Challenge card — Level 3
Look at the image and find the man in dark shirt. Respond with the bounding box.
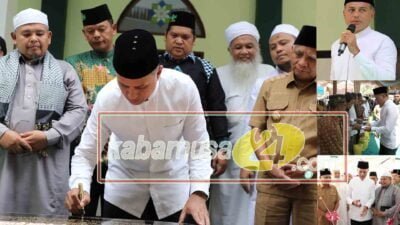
[159,11,229,176]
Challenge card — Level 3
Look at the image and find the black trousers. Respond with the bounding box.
[379,144,397,155]
[351,219,372,225]
[103,199,196,224]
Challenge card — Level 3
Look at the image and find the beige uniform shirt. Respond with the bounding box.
[249,72,317,198]
[318,185,340,225]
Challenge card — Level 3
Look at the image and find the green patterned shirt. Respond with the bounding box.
[65,50,116,108]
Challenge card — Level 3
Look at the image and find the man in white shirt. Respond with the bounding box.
[330,0,397,80]
[364,86,399,155]
[209,21,275,225]
[268,24,299,76]
[347,161,375,225]
[65,29,212,224]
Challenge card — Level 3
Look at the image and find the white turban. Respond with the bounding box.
[13,8,48,30]
[270,24,299,38]
[381,171,392,178]
[225,21,260,46]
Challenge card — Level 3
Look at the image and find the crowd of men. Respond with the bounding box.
[319,161,400,225]
[319,88,400,156]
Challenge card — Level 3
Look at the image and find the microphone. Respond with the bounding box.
[338,24,356,56]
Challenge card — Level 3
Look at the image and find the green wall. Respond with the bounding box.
[283,0,316,27]
[16,0,41,12]
[317,0,346,50]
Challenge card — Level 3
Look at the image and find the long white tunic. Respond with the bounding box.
[347,176,376,222]
[334,182,349,225]
[330,27,397,80]
[209,63,275,225]
[69,68,213,219]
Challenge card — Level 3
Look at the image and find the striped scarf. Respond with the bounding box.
[0,50,66,116]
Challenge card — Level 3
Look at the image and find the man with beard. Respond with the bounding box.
[371,171,400,225]
[268,24,299,75]
[209,21,275,225]
[250,25,317,225]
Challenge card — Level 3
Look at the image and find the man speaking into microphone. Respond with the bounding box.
[330,0,397,80]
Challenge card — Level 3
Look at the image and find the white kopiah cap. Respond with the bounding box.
[225,21,260,46]
[270,24,299,38]
[381,171,392,178]
[13,8,48,30]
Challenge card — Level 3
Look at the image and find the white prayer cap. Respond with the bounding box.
[381,171,392,178]
[270,24,299,39]
[225,21,260,46]
[13,8,48,30]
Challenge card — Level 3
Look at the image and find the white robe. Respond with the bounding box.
[209,63,276,225]
[347,177,375,222]
[334,182,349,225]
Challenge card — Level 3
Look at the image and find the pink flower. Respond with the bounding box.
[325,211,340,222]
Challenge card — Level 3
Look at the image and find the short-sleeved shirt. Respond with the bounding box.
[249,72,317,198]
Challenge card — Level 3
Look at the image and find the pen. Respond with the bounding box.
[78,183,85,220]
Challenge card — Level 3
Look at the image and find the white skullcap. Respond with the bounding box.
[270,24,299,38]
[225,21,260,46]
[13,8,48,30]
[381,171,392,178]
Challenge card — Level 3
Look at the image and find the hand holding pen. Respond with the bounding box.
[64,182,91,215]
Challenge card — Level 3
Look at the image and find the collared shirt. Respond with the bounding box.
[69,68,212,219]
[330,26,397,80]
[347,177,375,222]
[275,66,287,75]
[65,50,115,107]
[209,63,275,225]
[318,185,340,225]
[249,72,317,198]
[371,100,399,149]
